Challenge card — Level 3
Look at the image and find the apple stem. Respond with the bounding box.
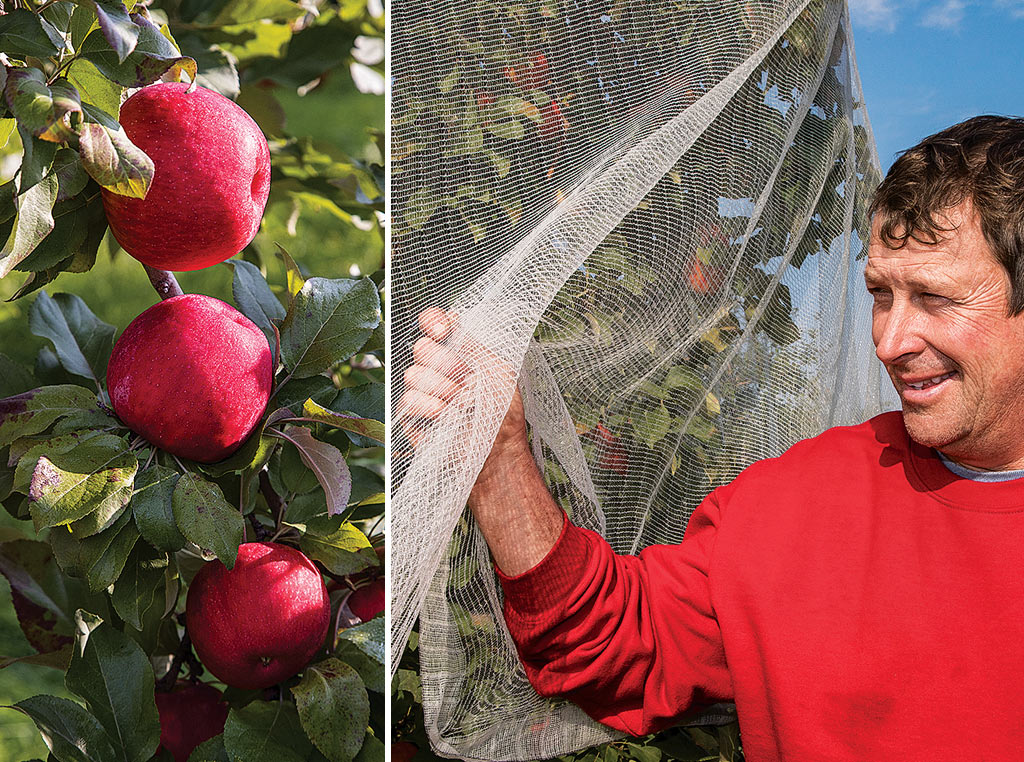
[247,512,271,542]
[157,619,195,692]
[259,470,285,528]
[143,265,184,300]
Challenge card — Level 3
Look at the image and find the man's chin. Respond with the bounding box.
[900,406,961,450]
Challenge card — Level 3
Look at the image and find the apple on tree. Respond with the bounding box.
[101,82,272,272]
[106,293,273,463]
[155,681,229,762]
[185,542,331,690]
[347,578,385,622]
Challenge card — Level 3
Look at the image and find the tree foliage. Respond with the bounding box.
[0,1,385,760]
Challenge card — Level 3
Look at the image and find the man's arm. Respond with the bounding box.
[399,307,562,575]
[400,308,733,734]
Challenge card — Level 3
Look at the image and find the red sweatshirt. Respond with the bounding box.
[499,412,1024,761]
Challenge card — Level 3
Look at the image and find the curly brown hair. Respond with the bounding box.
[869,115,1024,313]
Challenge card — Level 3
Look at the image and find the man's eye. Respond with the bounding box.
[922,292,950,304]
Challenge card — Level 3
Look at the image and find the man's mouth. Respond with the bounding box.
[903,371,957,391]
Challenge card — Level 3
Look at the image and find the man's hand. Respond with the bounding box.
[399,307,565,575]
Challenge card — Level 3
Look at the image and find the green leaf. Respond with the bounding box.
[632,404,671,449]
[13,430,116,492]
[65,610,161,762]
[7,695,118,762]
[80,14,197,88]
[66,59,123,118]
[188,734,229,762]
[91,0,140,63]
[131,465,185,552]
[25,434,136,535]
[270,429,322,495]
[223,701,314,762]
[49,503,139,591]
[0,118,15,149]
[302,400,384,444]
[0,537,89,654]
[283,487,327,523]
[4,70,82,143]
[0,9,62,58]
[279,277,381,378]
[229,259,285,355]
[353,733,384,762]
[487,119,525,141]
[16,193,98,274]
[171,472,243,569]
[0,354,35,397]
[0,164,58,278]
[273,426,351,516]
[69,2,100,52]
[292,658,369,762]
[54,148,91,202]
[623,744,661,762]
[0,385,98,447]
[51,405,122,436]
[110,541,166,630]
[209,0,305,26]
[276,244,305,298]
[28,292,117,388]
[17,124,58,191]
[177,35,240,99]
[245,16,353,89]
[295,516,374,576]
[79,104,155,200]
[273,376,337,415]
[334,618,384,693]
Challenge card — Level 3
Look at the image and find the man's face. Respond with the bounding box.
[865,203,1024,469]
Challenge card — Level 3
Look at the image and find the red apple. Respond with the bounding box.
[538,100,568,140]
[106,294,273,463]
[347,578,384,622]
[523,52,550,90]
[102,82,271,271]
[155,681,228,762]
[686,257,724,294]
[392,741,418,762]
[586,423,628,475]
[185,542,330,690]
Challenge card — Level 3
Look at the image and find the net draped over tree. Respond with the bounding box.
[392,0,894,758]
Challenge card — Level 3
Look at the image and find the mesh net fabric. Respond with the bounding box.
[392,0,896,758]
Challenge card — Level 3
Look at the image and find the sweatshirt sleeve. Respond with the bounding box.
[497,491,732,736]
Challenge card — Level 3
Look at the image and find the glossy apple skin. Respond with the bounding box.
[102,82,271,271]
[106,294,272,463]
[155,681,228,762]
[186,542,330,690]
[347,578,384,622]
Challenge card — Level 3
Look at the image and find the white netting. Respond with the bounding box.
[391,1,895,758]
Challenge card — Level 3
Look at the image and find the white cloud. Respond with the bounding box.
[920,0,968,28]
[849,0,900,32]
[995,0,1024,17]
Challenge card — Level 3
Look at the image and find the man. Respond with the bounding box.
[400,115,1024,760]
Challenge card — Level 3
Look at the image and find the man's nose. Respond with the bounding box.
[873,301,928,366]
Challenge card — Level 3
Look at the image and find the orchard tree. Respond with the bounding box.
[0,1,386,761]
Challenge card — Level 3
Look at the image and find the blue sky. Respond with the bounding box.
[849,0,1024,172]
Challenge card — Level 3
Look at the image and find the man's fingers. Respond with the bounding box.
[398,389,448,422]
[404,364,465,402]
[412,336,471,380]
[419,307,457,342]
